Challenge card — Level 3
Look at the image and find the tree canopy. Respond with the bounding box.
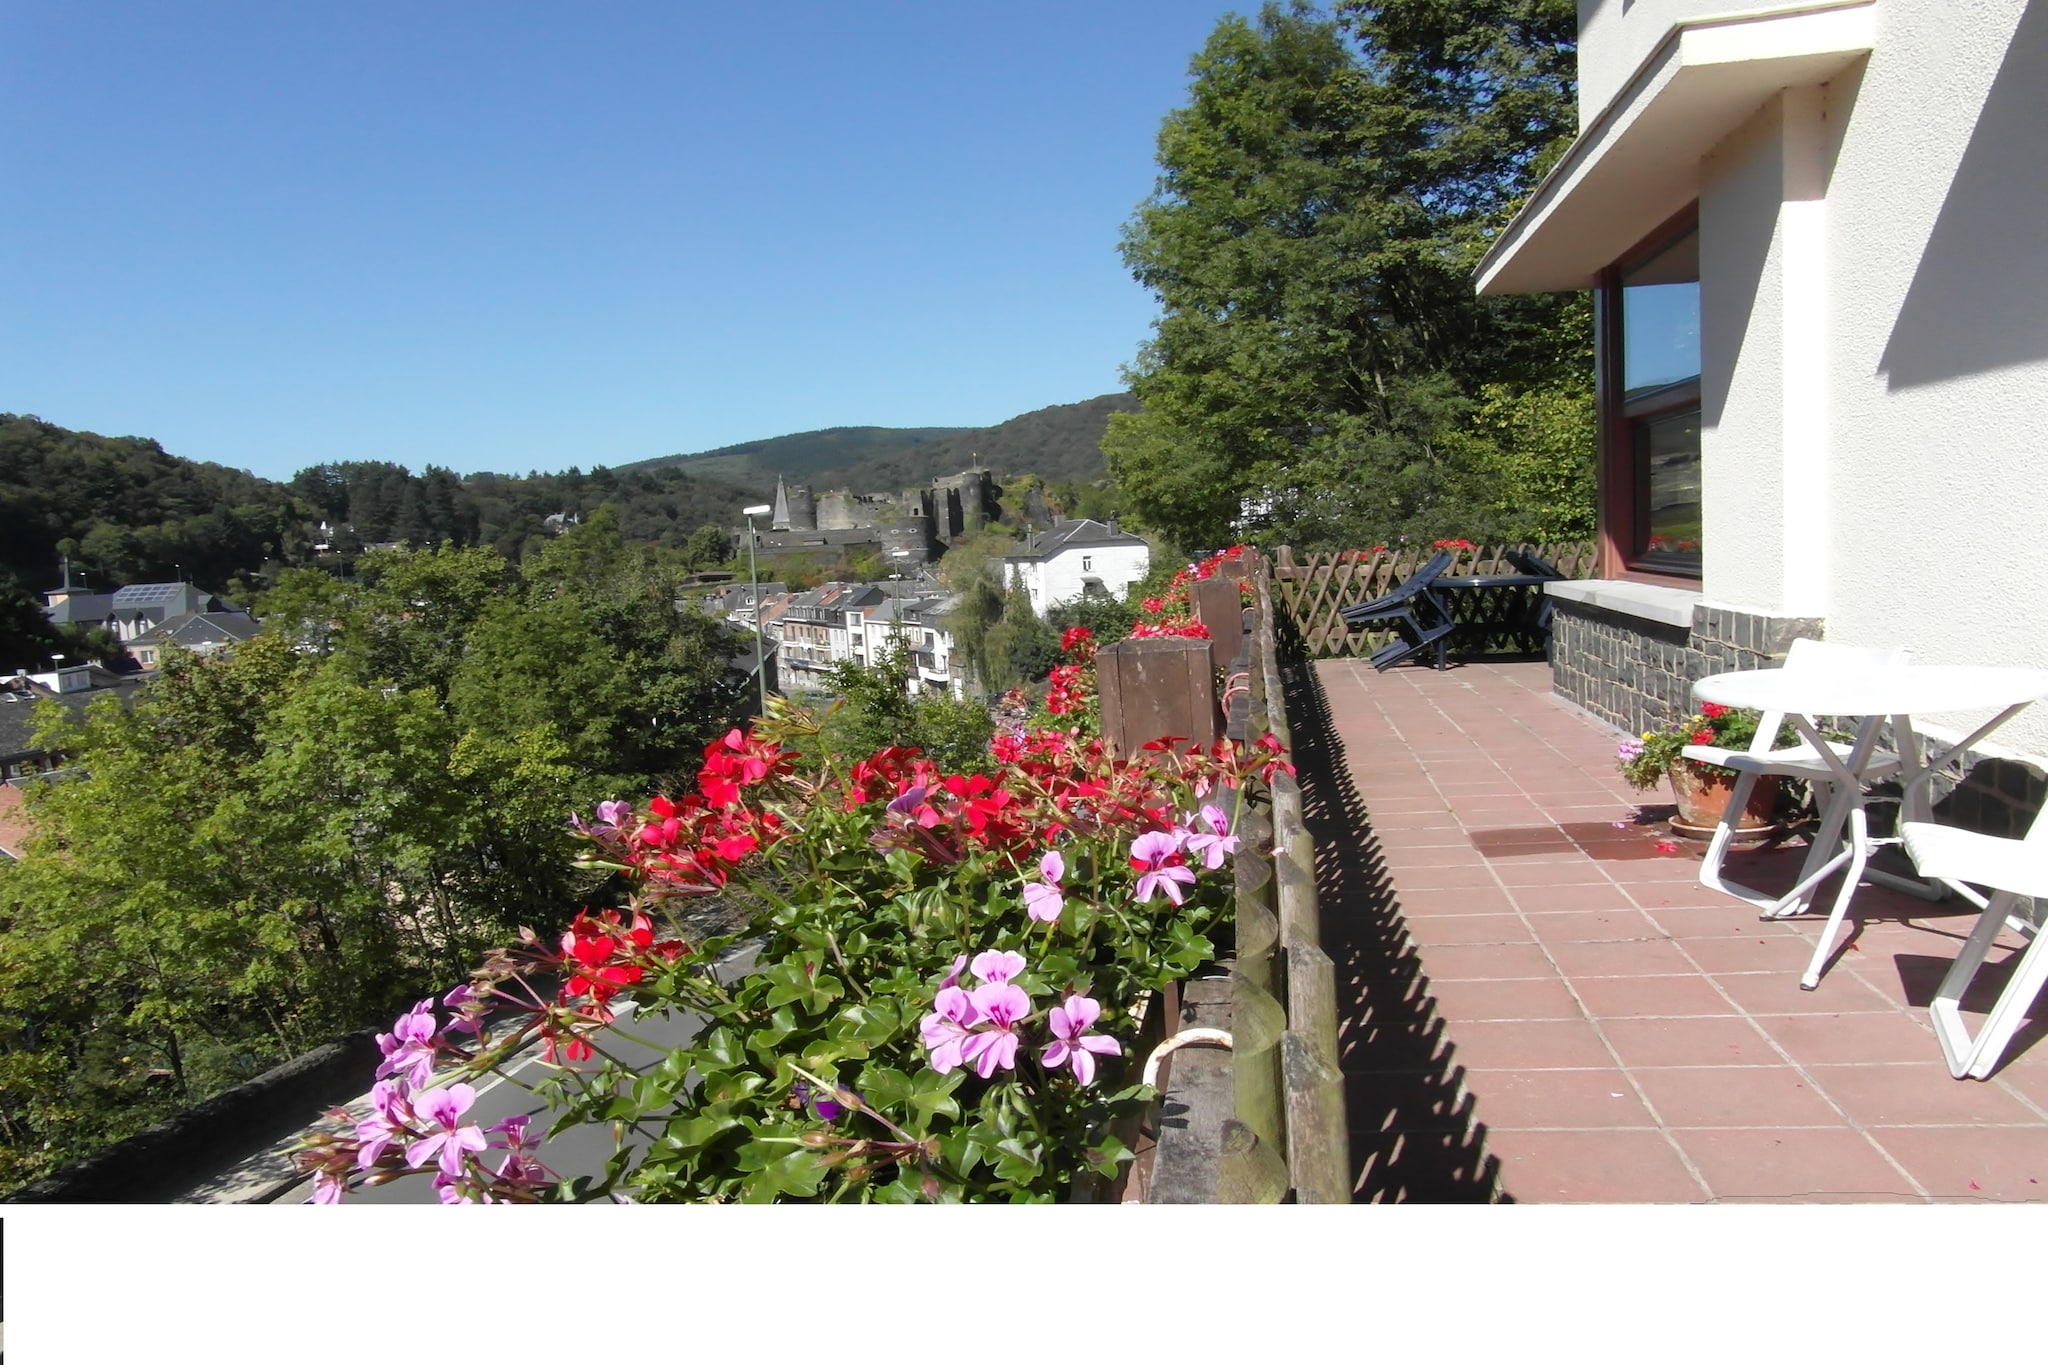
[1105,1,1592,552]
[0,516,751,1188]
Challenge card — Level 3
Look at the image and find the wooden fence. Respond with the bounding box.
[1214,552,1350,1202]
[1271,542,1597,660]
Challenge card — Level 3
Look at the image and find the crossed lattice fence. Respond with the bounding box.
[1271,542,1598,661]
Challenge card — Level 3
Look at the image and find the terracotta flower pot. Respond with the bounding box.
[1667,760,1778,830]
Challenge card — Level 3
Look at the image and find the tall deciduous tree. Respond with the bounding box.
[1107,1,1589,552]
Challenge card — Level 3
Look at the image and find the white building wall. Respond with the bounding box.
[1576,0,1822,120]
[1030,544,1150,617]
[1616,0,2048,754]
[1824,0,2048,754]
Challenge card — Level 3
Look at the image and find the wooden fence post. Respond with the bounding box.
[1191,576,1243,675]
[1096,636,1219,758]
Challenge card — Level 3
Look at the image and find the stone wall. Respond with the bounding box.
[1551,598,1822,736]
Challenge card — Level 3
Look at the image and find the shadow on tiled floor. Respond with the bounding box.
[1284,652,1504,1202]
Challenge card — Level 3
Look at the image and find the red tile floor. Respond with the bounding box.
[1305,658,2048,1203]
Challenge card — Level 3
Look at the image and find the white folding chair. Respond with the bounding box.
[1688,640,1917,989]
[1901,813,2048,1078]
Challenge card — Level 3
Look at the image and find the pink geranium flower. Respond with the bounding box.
[961,979,1032,1078]
[355,1078,415,1171]
[970,949,1026,985]
[1022,849,1065,924]
[1042,994,1122,1086]
[374,998,442,1090]
[406,1083,489,1180]
[1180,805,1239,871]
[919,984,981,1075]
[1130,830,1197,906]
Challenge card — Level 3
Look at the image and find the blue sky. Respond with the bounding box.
[1,1,1253,482]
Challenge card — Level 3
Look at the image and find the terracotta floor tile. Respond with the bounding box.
[1393,887,1516,917]
[1431,780,1524,796]
[1805,1063,2047,1127]
[1977,1050,2048,1105]
[1866,1126,2048,1201]
[1484,1129,1707,1203]
[1708,969,1894,1015]
[1672,1128,1926,1203]
[1508,881,1638,913]
[1526,909,1664,944]
[1600,1014,1776,1069]
[1392,863,1506,890]
[1627,882,1757,913]
[1380,844,1487,869]
[1546,937,1698,978]
[1366,825,1472,849]
[1637,905,1782,941]
[1750,1010,1947,1066]
[1424,975,1586,1023]
[1401,913,1534,947]
[1453,794,1554,814]
[1472,848,1598,866]
[1603,857,1712,884]
[1412,942,1559,981]
[1678,933,1832,977]
[1437,1018,1616,1070]
[1459,1068,1656,1129]
[1630,1066,1844,1127]
[1491,860,1614,888]
[1571,974,1738,1019]
[1366,807,1461,827]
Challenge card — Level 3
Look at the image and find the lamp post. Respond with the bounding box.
[743,504,772,717]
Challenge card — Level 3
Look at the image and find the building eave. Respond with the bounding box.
[1474,1,1876,296]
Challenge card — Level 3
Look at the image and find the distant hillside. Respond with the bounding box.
[621,426,971,491]
[0,413,309,591]
[630,392,1138,496]
[0,391,1137,601]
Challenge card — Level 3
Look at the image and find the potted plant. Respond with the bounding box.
[1617,703,1791,833]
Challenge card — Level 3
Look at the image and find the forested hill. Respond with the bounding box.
[0,391,1136,602]
[0,412,765,594]
[0,413,306,591]
[625,392,1137,493]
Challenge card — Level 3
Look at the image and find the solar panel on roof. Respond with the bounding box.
[113,583,182,606]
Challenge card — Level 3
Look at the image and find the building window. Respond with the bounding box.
[1599,214,1701,579]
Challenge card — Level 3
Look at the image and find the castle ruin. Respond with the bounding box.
[744,466,1000,567]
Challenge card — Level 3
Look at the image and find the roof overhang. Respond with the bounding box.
[1475,2,1875,295]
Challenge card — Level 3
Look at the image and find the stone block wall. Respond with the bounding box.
[1551,598,1823,737]
[1551,595,2044,840]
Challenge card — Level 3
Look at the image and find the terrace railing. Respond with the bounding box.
[1218,552,1351,1202]
[1272,542,1595,660]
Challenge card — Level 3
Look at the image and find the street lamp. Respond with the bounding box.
[743,504,772,717]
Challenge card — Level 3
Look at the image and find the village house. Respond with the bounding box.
[1002,518,1151,619]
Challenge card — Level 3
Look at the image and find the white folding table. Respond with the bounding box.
[1692,664,2048,990]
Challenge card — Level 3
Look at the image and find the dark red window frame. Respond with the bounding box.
[1594,205,1702,585]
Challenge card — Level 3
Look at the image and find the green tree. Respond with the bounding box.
[816,640,994,773]
[944,575,1007,695]
[1108,2,1588,553]
[980,573,1062,691]
[680,523,733,570]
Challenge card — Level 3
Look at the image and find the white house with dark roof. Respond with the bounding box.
[1003,519,1151,619]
